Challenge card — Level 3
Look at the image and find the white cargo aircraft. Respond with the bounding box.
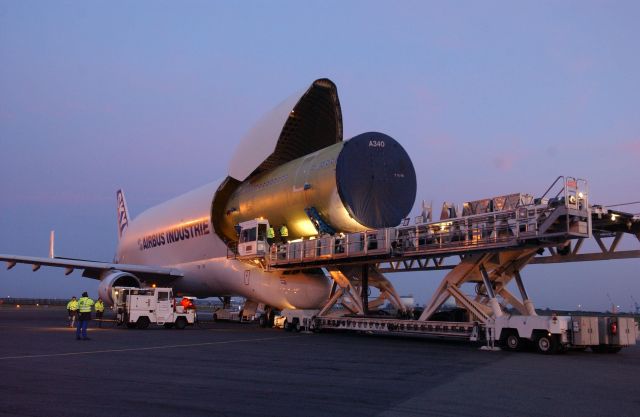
[1,79,417,314]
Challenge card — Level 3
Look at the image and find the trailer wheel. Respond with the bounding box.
[212,313,218,322]
[163,323,174,329]
[126,322,136,329]
[136,316,150,330]
[606,346,622,354]
[536,334,557,354]
[294,319,302,333]
[175,317,187,330]
[283,319,291,332]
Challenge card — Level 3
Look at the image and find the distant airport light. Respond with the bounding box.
[611,213,617,221]
[578,192,584,199]
[16,304,20,308]
[152,283,157,288]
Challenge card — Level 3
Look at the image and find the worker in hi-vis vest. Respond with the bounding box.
[94,298,105,328]
[76,292,94,340]
[279,225,288,243]
[66,296,78,328]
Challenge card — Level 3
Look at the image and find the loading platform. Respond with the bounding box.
[229,176,640,347]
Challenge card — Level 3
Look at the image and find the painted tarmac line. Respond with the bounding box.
[0,335,301,360]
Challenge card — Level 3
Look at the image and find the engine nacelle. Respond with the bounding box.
[97,270,140,305]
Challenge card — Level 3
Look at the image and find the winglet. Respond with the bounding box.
[116,189,130,240]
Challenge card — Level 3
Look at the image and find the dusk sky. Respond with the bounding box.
[1,1,639,311]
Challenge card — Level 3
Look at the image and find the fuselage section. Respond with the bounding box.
[115,181,330,309]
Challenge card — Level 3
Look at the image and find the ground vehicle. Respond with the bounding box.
[277,308,637,354]
[494,314,637,353]
[212,307,241,322]
[113,286,196,329]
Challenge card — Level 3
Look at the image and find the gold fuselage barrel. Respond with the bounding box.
[222,141,357,240]
[220,132,417,241]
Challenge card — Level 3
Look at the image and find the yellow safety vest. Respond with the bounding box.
[67,300,78,311]
[95,301,104,312]
[280,225,288,237]
[267,227,275,239]
[78,297,94,313]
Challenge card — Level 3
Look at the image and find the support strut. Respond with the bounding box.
[361,264,369,314]
[479,264,503,318]
[514,270,537,315]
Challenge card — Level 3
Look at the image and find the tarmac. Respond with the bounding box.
[1,306,639,417]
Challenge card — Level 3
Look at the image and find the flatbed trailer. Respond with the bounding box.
[277,309,637,354]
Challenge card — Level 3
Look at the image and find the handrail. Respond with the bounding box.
[540,175,564,201]
[267,202,590,267]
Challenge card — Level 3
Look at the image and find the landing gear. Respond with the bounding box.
[259,307,276,328]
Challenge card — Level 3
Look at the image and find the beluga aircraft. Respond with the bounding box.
[1,79,417,318]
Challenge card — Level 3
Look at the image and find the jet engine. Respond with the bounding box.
[97,270,140,305]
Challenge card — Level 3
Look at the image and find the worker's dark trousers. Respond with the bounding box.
[76,319,89,339]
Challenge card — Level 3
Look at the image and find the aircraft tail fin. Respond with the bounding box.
[116,189,131,240]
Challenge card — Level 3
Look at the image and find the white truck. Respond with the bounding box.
[113,287,196,329]
[494,314,637,354]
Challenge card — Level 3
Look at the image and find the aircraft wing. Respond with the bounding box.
[0,254,184,282]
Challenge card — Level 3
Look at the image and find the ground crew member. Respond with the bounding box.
[94,298,105,328]
[76,291,94,340]
[279,225,288,243]
[66,296,78,328]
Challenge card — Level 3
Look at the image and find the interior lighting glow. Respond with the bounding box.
[294,219,319,236]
